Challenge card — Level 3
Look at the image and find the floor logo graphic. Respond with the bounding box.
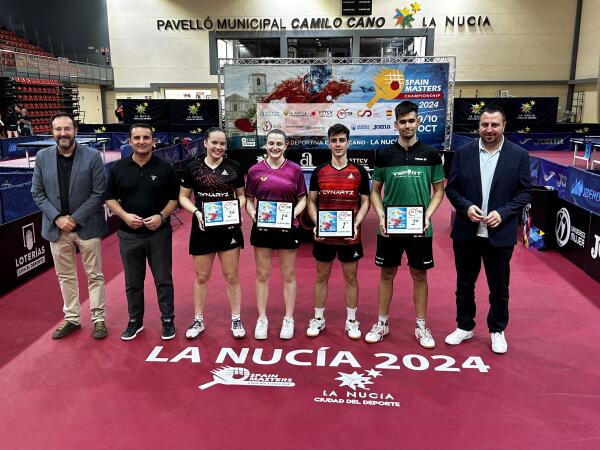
[315,368,400,408]
[199,366,295,390]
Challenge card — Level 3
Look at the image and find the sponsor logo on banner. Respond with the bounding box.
[555,208,570,248]
[555,207,586,248]
[570,178,600,203]
[103,204,115,222]
[351,124,369,131]
[15,223,46,277]
[336,108,352,119]
[571,179,584,197]
[241,137,256,148]
[517,100,537,120]
[259,111,280,117]
[468,101,485,121]
[186,102,205,121]
[300,152,314,168]
[592,234,600,259]
[134,102,152,121]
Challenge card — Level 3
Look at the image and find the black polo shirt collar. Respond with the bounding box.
[395,139,421,152]
[126,153,160,167]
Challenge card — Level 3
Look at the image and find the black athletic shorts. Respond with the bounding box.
[250,224,300,250]
[375,235,434,270]
[189,226,244,255]
[312,241,363,263]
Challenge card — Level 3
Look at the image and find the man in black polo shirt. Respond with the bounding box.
[105,123,180,341]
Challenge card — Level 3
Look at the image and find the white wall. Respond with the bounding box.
[576,0,600,80]
[106,0,576,88]
[578,83,599,123]
[575,0,600,123]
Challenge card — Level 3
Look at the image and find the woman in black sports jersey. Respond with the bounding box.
[179,127,247,339]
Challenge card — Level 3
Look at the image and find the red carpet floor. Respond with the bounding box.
[0,198,598,450]
[529,150,574,165]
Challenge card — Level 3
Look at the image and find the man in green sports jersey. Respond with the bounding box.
[365,100,445,348]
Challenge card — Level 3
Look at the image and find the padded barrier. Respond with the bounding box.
[0,136,39,159]
[0,173,34,188]
[0,182,38,224]
[0,139,202,224]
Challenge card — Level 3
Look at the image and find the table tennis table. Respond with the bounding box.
[16,136,110,168]
[571,136,600,169]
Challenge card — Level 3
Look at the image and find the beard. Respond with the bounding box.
[56,136,75,151]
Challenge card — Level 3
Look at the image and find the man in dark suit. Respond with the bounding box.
[32,113,108,339]
[445,106,531,354]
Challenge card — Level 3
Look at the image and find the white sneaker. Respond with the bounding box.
[345,319,361,340]
[254,317,268,340]
[415,326,435,349]
[280,317,294,339]
[445,328,474,345]
[185,317,205,339]
[306,317,325,337]
[231,318,246,339]
[490,331,508,354]
[364,321,389,343]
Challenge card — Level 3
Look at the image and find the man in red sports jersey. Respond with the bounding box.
[305,124,371,340]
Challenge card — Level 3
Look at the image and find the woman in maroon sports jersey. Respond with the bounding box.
[179,127,247,340]
[245,129,307,340]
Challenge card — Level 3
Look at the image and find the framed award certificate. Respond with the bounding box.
[256,200,293,229]
[385,206,424,235]
[317,210,354,238]
[202,199,241,227]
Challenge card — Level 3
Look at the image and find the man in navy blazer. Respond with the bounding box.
[445,106,531,354]
[31,113,108,340]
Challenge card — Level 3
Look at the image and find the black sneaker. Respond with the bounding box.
[52,321,81,339]
[162,318,176,340]
[92,321,108,339]
[121,319,144,341]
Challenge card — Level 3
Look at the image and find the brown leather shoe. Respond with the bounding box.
[92,321,108,339]
[52,321,81,339]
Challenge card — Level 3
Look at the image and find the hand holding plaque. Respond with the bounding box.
[385,206,424,235]
[317,210,354,238]
[202,199,241,228]
[256,200,293,229]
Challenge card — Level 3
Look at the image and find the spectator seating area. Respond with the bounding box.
[0,27,54,63]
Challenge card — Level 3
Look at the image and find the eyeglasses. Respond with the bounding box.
[53,127,74,133]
